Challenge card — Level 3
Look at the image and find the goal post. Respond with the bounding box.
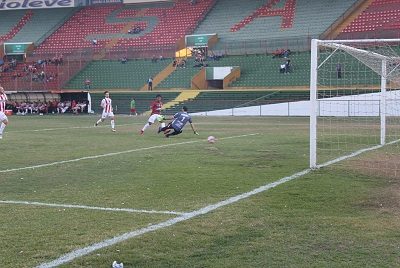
[310,38,400,170]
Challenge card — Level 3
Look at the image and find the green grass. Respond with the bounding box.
[0,115,399,267]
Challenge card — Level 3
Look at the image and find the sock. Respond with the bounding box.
[111,120,115,129]
[0,122,6,135]
[161,122,166,128]
[96,119,102,125]
[142,123,150,132]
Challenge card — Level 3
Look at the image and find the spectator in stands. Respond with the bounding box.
[172,58,177,67]
[148,77,153,91]
[46,72,57,83]
[279,60,290,74]
[11,58,17,68]
[180,59,187,68]
[92,39,98,45]
[336,63,342,79]
[273,49,291,59]
[128,25,143,34]
[273,48,285,58]
[284,59,291,73]
[39,71,46,82]
[121,57,127,64]
[32,73,39,82]
[151,55,157,63]
[58,54,64,65]
[209,51,222,61]
[84,78,92,89]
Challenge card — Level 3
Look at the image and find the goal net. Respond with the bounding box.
[310,39,400,178]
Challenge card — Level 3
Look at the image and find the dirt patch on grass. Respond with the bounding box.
[347,153,400,216]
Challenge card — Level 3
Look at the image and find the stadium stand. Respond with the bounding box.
[217,53,311,88]
[0,10,32,43]
[157,52,311,89]
[64,59,171,90]
[2,0,395,93]
[9,8,79,45]
[164,90,310,114]
[157,58,204,89]
[35,0,214,53]
[194,0,359,46]
[35,4,121,53]
[230,0,296,32]
[337,0,400,39]
[0,61,60,91]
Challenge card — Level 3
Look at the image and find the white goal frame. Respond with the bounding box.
[309,38,400,169]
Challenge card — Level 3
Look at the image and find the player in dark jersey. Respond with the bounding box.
[159,106,198,137]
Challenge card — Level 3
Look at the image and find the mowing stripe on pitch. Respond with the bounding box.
[0,200,184,215]
[36,139,400,268]
[0,133,259,173]
[9,123,134,133]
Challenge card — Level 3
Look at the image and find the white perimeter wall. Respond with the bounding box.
[192,91,400,117]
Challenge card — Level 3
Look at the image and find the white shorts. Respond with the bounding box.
[148,114,163,124]
[0,111,8,122]
[101,111,114,119]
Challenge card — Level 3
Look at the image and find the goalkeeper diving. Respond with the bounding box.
[158,106,199,138]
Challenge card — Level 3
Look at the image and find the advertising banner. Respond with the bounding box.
[123,0,170,3]
[0,0,74,10]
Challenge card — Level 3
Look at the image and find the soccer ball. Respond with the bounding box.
[207,136,216,143]
[157,115,166,122]
[112,261,123,268]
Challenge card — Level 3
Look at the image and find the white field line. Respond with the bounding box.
[0,200,184,215]
[0,133,259,173]
[9,123,134,133]
[36,138,400,268]
[36,169,311,268]
[316,138,400,169]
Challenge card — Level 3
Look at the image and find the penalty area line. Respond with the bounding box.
[0,200,184,215]
[0,133,260,173]
[37,168,311,268]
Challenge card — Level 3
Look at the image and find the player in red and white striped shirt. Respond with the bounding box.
[0,86,9,139]
[94,91,116,132]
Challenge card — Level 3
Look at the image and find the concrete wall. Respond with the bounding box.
[192,91,400,117]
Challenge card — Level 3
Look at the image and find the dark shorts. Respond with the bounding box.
[165,123,182,134]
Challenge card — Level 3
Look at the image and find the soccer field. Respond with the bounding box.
[0,115,399,268]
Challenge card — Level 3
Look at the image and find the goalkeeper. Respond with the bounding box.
[159,106,198,138]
